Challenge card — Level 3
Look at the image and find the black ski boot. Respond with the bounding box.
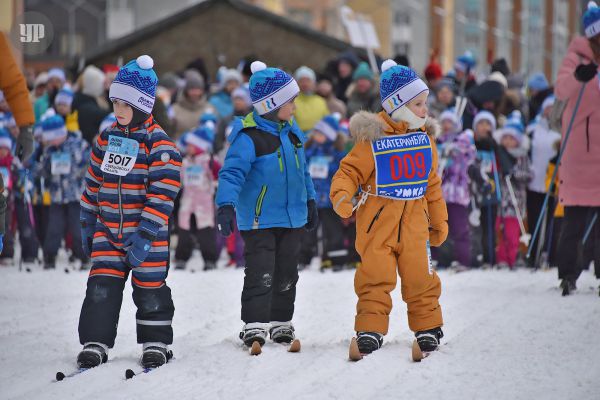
[174,260,186,270]
[356,331,383,354]
[415,327,444,352]
[269,322,295,344]
[77,343,108,368]
[239,323,269,347]
[141,344,173,368]
[560,279,576,296]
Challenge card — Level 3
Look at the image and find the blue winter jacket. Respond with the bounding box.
[305,142,346,209]
[216,112,316,231]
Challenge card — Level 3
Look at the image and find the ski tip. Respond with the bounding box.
[125,369,136,379]
[56,372,66,381]
[411,340,424,362]
[348,337,363,361]
[288,339,301,353]
[249,341,262,356]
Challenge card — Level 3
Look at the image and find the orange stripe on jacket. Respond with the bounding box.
[152,140,177,149]
[132,277,164,288]
[102,182,146,190]
[90,268,125,278]
[151,160,182,168]
[91,250,124,257]
[143,207,169,223]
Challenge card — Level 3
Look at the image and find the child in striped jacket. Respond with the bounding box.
[77,55,182,370]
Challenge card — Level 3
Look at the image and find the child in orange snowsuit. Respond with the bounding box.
[330,60,448,355]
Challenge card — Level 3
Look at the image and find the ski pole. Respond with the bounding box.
[527,81,588,261]
[582,211,598,246]
[505,175,531,245]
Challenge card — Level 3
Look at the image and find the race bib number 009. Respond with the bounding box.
[372,132,432,200]
[100,135,139,176]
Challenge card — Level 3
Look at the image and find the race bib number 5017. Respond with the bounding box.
[372,132,432,200]
[100,135,139,176]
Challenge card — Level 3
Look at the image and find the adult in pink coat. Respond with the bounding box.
[554,1,600,295]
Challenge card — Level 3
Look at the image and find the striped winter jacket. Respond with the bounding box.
[80,116,182,242]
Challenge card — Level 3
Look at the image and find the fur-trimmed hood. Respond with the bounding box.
[348,111,440,143]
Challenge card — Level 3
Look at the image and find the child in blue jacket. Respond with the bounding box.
[216,61,317,349]
[299,113,348,271]
[77,56,182,369]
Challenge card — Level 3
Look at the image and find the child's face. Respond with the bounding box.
[224,79,239,94]
[312,131,327,144]
[55,103,71,116]
[436,86,454,105]
[278,98,296,121]
[406,91,429,118]
[441,119,455,134]
[474,120,492,139]
[113,100,133,126]
[233,97,249,113]
[0,147,9,158]
[186,143,202,156]
[501,134,519,149]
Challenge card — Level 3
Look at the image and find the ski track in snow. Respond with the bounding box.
[1,260,599,400]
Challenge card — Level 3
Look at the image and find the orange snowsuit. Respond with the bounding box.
[330,111,448,334]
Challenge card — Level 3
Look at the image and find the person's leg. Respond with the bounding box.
[131,229,174,345]
[397,204,443,333]
[557,206,589,282]
[240,229,277,323]
[448,203,471,266]
[270,228,303,322]
[174,229,194,262]
[526,190,544,266]
[321,208,348,268]
[15,198,38,261]
[78,228,129,348]
[504,216,521,267]
[67,202,87,261]
[197,227,219,265]
[42,204,66,263]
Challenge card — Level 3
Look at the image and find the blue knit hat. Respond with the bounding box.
[454,51,477,73]
[527,72,549,91]
[379,59,429,115]
[40,114,67,142]
[186,125,215,153]
[0,127,12,150]
[313,113,341,142]
[495,110,524,144]
[54,88,74,107]
[249,61,299,115]
[584,1,600,38]
[109,55,158,114]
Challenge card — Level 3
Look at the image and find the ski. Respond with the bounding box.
[287,339,301,353]
[247,339,301,355]
[125,367,154,379]
[55,368,90,381]
[249,341,262,356]
[348,337,363,361]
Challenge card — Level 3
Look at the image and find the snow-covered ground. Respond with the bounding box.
[1,256,599,400]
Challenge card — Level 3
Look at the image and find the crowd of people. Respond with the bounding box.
[0,7,598,294]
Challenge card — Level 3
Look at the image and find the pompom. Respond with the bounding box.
[204,120,216,130]
[381,59,397,73]
[136,55,154,70]
[250,61,267,74]
[589,1,598,10]
[331,112,342,121]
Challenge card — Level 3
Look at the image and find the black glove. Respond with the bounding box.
[305,200,319,231]
[574,62,598,83]
[16,125,34,162]
[217,205,235,237]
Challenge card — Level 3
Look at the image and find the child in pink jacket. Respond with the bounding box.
[174,125,221,270]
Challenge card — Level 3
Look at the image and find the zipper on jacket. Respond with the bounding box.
[294,144,300,169]
[397,202,407,243]
[586,116,590,152]
[277,148,284,172]
[366,205,385,233]
[424,207,430,226]
[253,185,268,229]
[117,127,128,239]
